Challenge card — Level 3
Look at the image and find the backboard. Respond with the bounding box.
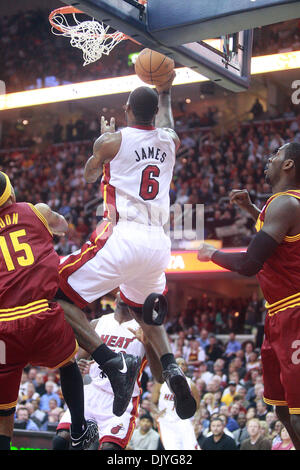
[59,0,300,92]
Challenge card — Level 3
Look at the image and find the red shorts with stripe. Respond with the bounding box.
[262,306,300,414]
[0,301,78,413]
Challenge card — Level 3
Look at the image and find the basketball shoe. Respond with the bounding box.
[71,419,99,450]
[163,363,197,419]
[101,352,142,416]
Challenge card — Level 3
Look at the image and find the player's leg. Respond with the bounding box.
[59,359,98,449]
[57,298,141,418]
[57,226,142,417]
[0,414,14,450]
[263,311,300,449]
[52,429,71,450]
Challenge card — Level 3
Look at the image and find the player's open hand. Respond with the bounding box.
[101,116,115,134]
[156,70,176,94]
[127,327,149,345]
[197,243,217,262]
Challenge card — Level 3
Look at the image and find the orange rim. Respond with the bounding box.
[48,5,141,44]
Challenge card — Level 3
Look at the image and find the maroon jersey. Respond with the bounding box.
[0,202,59,309]
[255,190,300,307]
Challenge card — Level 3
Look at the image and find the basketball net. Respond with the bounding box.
[49,5,145,66]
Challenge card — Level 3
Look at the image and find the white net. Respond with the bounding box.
[51,13,125,66]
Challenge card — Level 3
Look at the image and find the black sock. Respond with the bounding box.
[0,435,11,450]
[160,353,177,370]
[91,343,118,369]
[59,362,86,437]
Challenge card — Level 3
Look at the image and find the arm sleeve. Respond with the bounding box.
[211,230,279,277]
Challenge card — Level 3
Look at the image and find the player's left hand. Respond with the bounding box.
[156,70,176,94]
[101,116,115,134]
[197,243,217,262]
[127,327,149,345]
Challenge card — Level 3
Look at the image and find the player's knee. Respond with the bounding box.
[52,430,70,450]
[100,441,122,450]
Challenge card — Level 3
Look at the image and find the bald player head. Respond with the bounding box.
[125,86,159,125]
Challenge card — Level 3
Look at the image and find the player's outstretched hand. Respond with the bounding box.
[156,70,176,94]
[229,189,252,210]
[101,116,115,134]
[197,243,217,262]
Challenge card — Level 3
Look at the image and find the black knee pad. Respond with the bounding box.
[100,441,122,450]
[52,431,70,450]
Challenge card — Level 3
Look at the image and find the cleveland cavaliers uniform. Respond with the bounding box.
[157,378,200,450]
[0,202,77,413]
[255,190,300,414]
[59,125,175,308]
[58,313,147,448]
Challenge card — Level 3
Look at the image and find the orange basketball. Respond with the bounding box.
[134,48,175,87]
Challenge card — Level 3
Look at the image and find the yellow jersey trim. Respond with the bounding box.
[0,299,50,322]
[0,399,18,410]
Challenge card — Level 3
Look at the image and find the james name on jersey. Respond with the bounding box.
[135,146,167,164]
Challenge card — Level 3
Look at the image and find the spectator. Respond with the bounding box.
[14,407,40,431]
[39,381,61,412]
[232,411,249,448]
[127,414,160,450]
[205,334,224,365]
[272,426,295,450]
[202,393,220,416]
[184,340,206,373]
[201,417,237,450]
[256,399,269,421]
[19,382,40,405]
[224,333,242,361]
[240,418,272,450]
[221,381,238,407]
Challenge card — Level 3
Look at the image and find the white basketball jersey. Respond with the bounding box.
[89,313,147,397]
[102,126,176,226]
[158,377,193,423]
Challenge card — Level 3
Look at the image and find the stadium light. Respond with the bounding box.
[0,50,300,110]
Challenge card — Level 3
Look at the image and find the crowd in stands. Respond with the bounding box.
[1,10,300,93]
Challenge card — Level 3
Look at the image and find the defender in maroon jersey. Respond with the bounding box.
[0,171,99,450]
[198,142,300,450]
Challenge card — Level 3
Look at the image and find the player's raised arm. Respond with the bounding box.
[84,116,122,183]
[198,195,298,277]
[34,203,68,236]
[229,189,261,221]
[155,72,180,151]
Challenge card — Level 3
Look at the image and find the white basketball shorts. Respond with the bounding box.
[59,220,171,308]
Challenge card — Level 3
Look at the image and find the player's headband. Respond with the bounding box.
[0,172,12,206]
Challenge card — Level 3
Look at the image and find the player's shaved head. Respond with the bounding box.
[128,86,158,123]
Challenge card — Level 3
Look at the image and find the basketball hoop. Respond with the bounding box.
[49,5,143,66]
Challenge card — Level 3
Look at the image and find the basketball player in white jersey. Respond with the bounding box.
[53,295,163,450]
[151,358,200,450]
[58,75,197,421]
